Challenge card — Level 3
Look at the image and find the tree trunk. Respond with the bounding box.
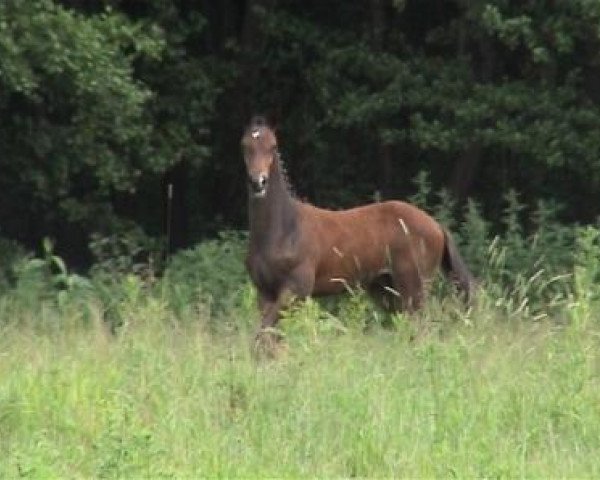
[370,0,394,198]
[163,160,189,253]
[449,23,495,201]
[450,142,481,202]
[238,0,279,118]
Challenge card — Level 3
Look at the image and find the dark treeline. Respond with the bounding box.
[2,0,600,267]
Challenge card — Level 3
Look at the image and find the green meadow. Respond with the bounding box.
[2,205,600,478]
[1,285,600,478]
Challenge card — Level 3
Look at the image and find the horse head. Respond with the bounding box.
[241,116,279,198]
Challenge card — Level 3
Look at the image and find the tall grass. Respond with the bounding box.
[1,181,600,477]
[1,296,599,478]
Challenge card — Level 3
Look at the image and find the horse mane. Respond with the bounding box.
[276,150,297,200]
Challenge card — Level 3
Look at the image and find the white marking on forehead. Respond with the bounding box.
[251,129,261,139]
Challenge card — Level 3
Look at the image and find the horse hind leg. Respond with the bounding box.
[367,272,397,312]
[390,259,425,313]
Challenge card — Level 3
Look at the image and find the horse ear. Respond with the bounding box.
[248,112,280,132]
[249,115,268,129]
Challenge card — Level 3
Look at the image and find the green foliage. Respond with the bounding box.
[295,0,600,216]
[89,222,163,279]
[569,226,600,330]
[408,171,434,210]
[0,237,27,293]
[2,0,600,266]
[0,0,164,193]
[0,0,220,251]
[1,300,600,477]
[4,237,92,315]
[162,231,250,324]
[458,199,491,276]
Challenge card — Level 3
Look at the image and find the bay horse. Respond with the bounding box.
[242,116,475,340]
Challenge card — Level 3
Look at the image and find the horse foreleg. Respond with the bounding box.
[256,264,315,336]
[257,291,292,333]
[253,288,299,356]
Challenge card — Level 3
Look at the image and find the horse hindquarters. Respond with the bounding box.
[387,252,425,312]
[381,202,444,312]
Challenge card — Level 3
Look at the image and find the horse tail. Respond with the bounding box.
[441,228,476,303]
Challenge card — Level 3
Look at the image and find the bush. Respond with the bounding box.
[1,175,596,334]
[0,238,95,329]
[161,231,251,324]
[0,237,27,294]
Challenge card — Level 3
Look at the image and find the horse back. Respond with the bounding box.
[298,200,445,292]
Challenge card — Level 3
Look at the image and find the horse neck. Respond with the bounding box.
[249,159,297,247]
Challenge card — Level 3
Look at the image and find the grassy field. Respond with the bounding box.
[2,187,599,478]
[1,290,599,478]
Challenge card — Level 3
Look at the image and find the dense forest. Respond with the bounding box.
[2,0,600,267]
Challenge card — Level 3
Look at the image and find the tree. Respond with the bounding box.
[3,0,600,267]
[0,0,219,260]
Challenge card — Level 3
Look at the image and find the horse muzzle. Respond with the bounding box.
[248,174,268,198]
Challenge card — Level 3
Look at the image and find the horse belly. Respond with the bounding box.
[312,245,387,295]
